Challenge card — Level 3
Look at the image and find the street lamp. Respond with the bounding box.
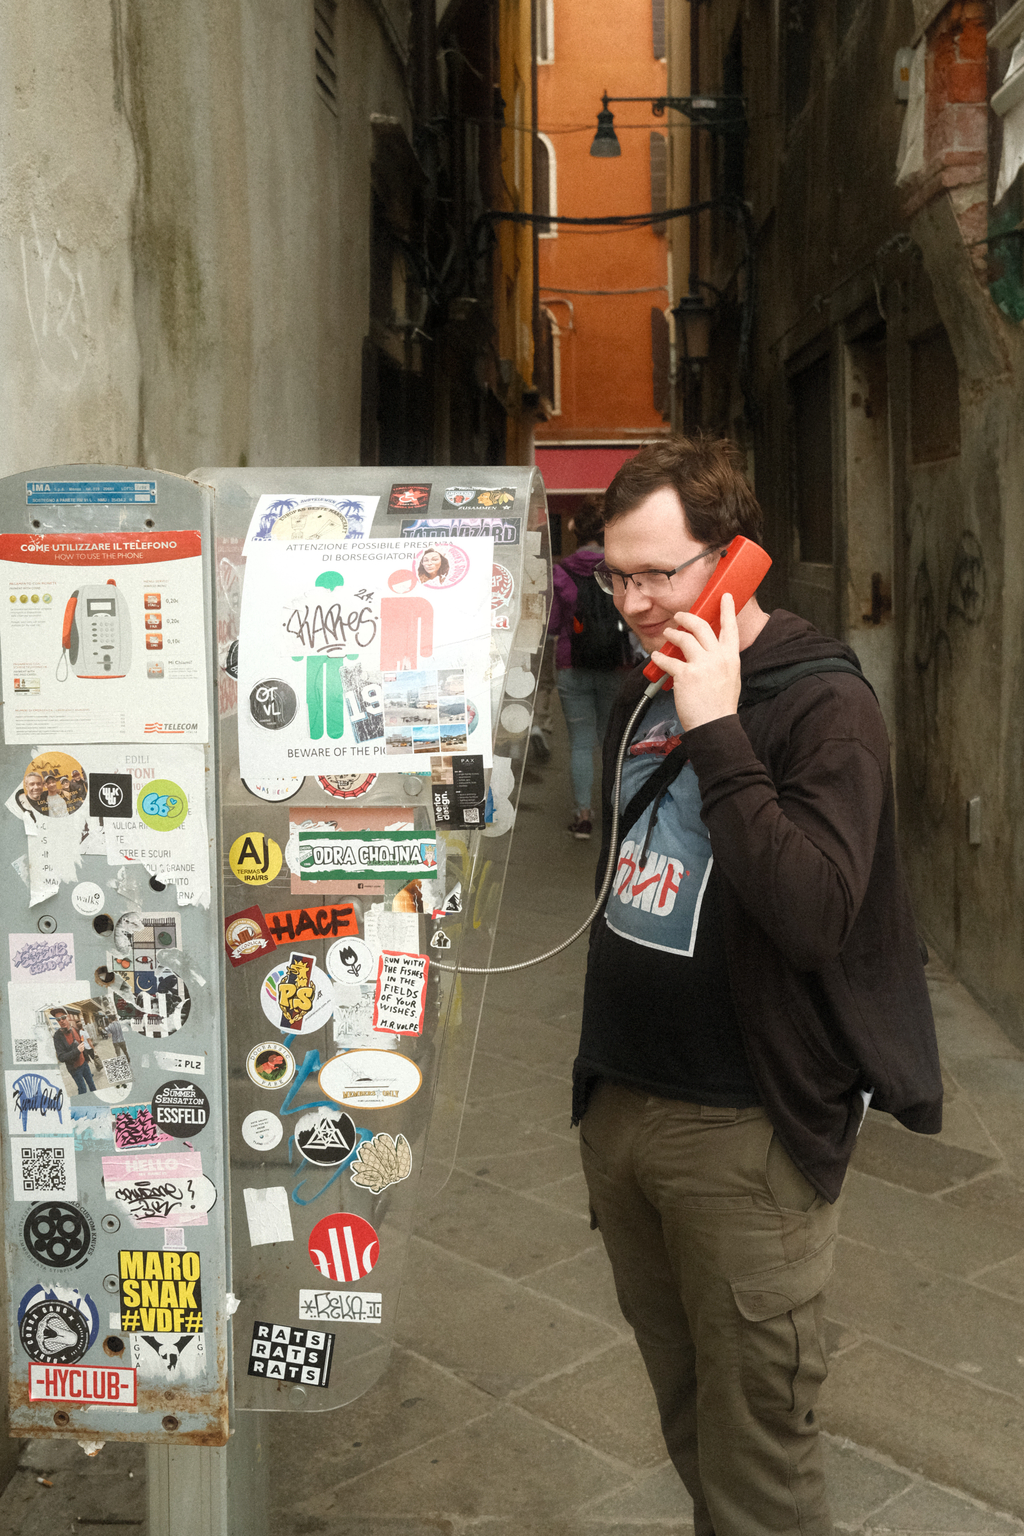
[672,292,713,368]
[588,91,745,153]
[590,94,621,157]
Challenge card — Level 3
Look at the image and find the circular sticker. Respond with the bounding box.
[123,975,190,1040]
[319,1049,423,1110]
[151,1080,210,1138]
[260,957,333,1036]
[246,1042,296,1090]
[137,780,188,832]
[229,833,282,886]
[19,1296,93,1364]
[411,542,470,589]
[20,751,87,820]
[325,937,375,985]
[72,884,105,915]
[295,1107,360,1167]
[270,503,348,541]
[23,1202,95,1270]
[223,638,239,679]
[241,1109,283,1151]
[241,777,304,803]
[491,564,515,610]
[225,913,271,963]
[308,1211,379,1281]
[249,679,297,731]
[318,773,377,800]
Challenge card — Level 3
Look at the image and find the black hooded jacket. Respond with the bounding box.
[574,609,942,1201]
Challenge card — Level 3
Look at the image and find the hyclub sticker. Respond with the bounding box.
[241,1110,284,1151]
[22,1201,96,1270]
[151,1080,210,1138]
[229,833,282,887]
[19,1284,99,1364]
[72,882,105,916]
[247,1322,334,1388]
[241,776,304,802]
[260,953,333,1036]
[308,1212,379,1282]
[294,1107,362,1167]
[137,779,188,833]
[119,1249,202,1333]
[245,1042,296,1091]
[325,936,375,984]
[88,773,133,819]
[299,1289,382,1324]
[28,1362,137,1406]
[319,1049,422,1109]
[317,772,377,799]
[224,906,274,967]
[249,678,297,730]
[349,1132,412,1194]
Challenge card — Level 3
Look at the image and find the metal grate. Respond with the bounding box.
[315,0,338,114]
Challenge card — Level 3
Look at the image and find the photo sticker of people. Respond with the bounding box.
[16,751,88,823]
[413,543,469,589]
[47,994,131,1102]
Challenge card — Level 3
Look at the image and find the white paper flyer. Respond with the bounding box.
[236,536,493,778]
[0,531,209,745]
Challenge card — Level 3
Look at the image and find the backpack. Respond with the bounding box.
[568,571,633,671]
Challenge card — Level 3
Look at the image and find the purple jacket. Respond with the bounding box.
[548,546,606,669]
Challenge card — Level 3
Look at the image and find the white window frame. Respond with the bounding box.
[537,132,558,237]
[537,0,555,64]
[540,305,563,415]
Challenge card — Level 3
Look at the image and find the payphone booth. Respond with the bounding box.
[0,464,550,1520]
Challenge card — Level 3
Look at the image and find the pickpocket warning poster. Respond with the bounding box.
[236,537,493,778]
[0,532,209,745]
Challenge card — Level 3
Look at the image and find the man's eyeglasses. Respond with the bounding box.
[593,546,726,597]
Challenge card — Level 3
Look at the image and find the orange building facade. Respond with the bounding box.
[533,0,674,525]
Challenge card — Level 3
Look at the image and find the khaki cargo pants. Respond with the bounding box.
[580,1082,841,1536]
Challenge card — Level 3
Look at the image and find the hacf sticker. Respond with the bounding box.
[299,1289,381,1325]
[248,1321,334,1388]
[260,953,333,1036]
[373,951,429,1036]
[151,1079,210,1137]
[241,1110,283,1151]
[319,1048,422,1109]
[118,1248,202,1333]
[308,1211,379,1282]
[224,906,273,967]
[229,833,282,886]
[18,1283,99,1364]
[245,1041,296,1090]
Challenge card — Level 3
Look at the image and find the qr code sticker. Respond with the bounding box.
[14,1039,39,1063]
[462,807,480,824]
[12,1137,77,1201]
[20,1144,68,1192]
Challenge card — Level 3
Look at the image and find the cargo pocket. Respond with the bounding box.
[731,1237,834,1421]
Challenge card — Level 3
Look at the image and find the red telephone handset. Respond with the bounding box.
[642,535,772,695]
[62,592,79,655]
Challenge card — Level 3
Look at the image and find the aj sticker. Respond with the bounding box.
[137,780,189,832]
[229,833,282,886]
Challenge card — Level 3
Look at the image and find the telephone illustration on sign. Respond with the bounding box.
[59,579,131,680]
[642,535,773,695]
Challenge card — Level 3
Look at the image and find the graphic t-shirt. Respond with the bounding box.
[578,693,760,1107]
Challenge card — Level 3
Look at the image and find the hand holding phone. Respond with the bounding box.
[642,536,772,698]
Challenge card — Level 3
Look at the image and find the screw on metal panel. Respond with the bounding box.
[289,1387,307,1406]
[101,1215,121,1234]
[53,1411,70,1427]
[102,1274,120,1294]
[163,1391,175,1402]
[161,1416,179,1432]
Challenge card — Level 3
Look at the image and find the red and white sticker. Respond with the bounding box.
[28,1362,137,1405]
[491,564,514,610]
[308,1212,379,1282]
[318,774,377,800]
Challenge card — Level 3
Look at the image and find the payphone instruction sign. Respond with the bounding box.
[237,536,493,778]
[0,532,209,745]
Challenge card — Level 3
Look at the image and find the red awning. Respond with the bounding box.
[534,445,639,493]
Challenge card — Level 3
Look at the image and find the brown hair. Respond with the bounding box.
[603,435,763,546]
[569,495,605,547]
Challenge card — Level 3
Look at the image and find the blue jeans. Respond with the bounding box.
[556,667,625,813]
[69,1062,95,1095]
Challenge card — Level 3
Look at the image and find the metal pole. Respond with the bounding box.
[147,1413,268,1536]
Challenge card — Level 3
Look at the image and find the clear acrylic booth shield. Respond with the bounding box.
[195,465,549,1412]
[0,466,230,1444]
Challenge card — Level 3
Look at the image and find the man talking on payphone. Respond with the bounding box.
[573,437,942,1536]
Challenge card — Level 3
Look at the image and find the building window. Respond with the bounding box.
[790,354,833,564]
[539,306,562,415]
[536,133,557,236]
[653,0,666,60]
[314,0,338,115]
[910,327,961,463]
[537,0,554,63]
[651,308,670,418]
[650,132,668,236]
